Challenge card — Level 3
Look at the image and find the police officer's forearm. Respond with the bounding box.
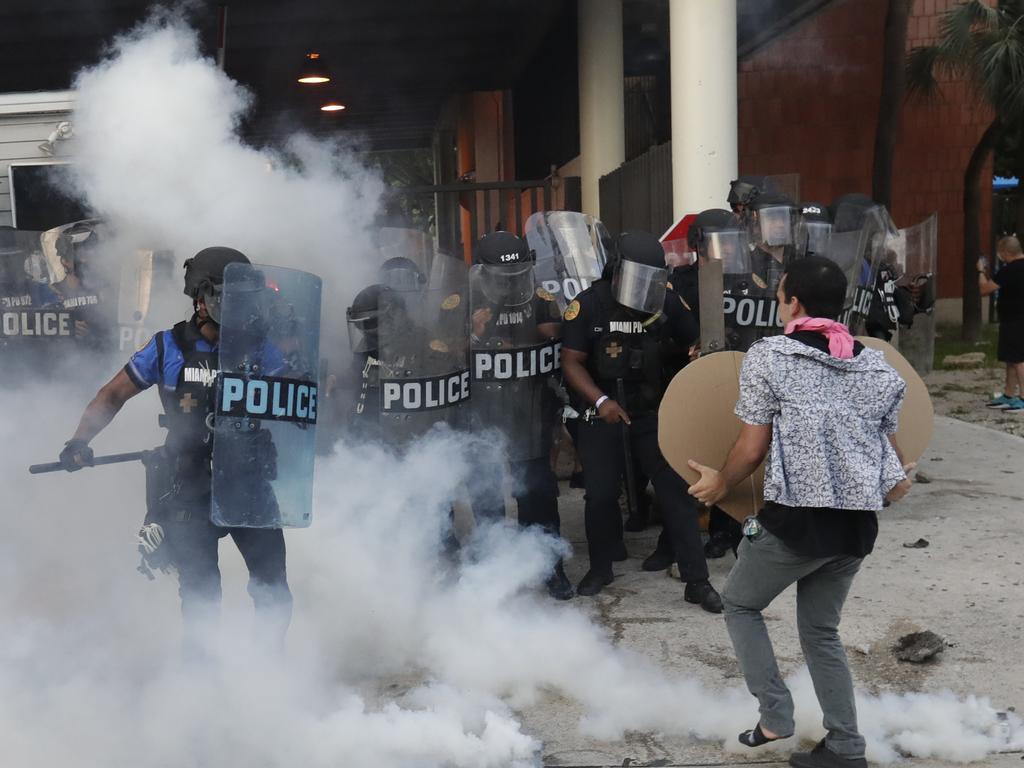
[561,355,604,406]
[71,370,140,443]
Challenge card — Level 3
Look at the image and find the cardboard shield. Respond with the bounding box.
[658,338,933,522]
[525,211,611,312]
[378,256,470,446]
[893,214,938,374]
[658,351,765,522]
[212,263,322,528]
[469,263,559,462]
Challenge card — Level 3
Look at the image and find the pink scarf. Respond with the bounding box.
[785,316,855,359]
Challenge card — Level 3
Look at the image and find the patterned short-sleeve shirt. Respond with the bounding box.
[735,335,907,511]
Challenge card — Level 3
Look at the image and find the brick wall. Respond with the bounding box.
[738,0,994,299]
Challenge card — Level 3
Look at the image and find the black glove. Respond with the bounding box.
[59,440,94,472]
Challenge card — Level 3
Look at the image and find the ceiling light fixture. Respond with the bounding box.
[297,52,331,84]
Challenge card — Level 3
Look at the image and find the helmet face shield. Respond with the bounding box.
[346,306,379,354]
[613,259,668,315]
[701,228,750,274]
[480,262,535,307]
[380,264,424,292]
[202,285,224,324]
[802,221,833,256]
[752,204,795,247]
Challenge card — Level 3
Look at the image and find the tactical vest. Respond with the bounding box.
[586,280,670,415]
[156,320,219,461]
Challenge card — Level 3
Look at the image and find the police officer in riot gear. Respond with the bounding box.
[727,175,769,217]
[798,202,833,258]
[560,231,721,610]
[344,283,387,440]
[58,246,293,654]
[379,256,426,292]
[469,231,572,600]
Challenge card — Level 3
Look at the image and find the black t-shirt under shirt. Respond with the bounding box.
[994,259,1024,323]
[756,330,880,559]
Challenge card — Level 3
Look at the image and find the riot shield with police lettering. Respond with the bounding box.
[525,211,611,311]
[894,214,938,373]
[378,254,470,446]
[699,227,784,353]
[0,229,76,368]
[830,199,897,332]
[469,263,560,462]
[213,263,321,528]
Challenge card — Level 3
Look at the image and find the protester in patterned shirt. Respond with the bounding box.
[688,255,914,768]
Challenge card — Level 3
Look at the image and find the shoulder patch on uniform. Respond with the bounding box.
[441,293,461,310]
[563,299,581,321]
[429,339,449,353]
[139,334,156,352]
[751,273,768,290]
[536,287,554,301]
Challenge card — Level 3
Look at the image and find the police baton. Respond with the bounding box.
[615,378,639,520]
[29,451,150,475]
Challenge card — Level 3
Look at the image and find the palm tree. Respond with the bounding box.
[907,0,1024,341]
[873,0,915,210]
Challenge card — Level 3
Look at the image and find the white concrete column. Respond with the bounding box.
[578,0,625,218]
[670,0,738,218]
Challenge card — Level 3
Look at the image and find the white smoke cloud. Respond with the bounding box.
[1,9,1020,768]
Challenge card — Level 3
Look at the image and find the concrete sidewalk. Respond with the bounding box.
[523,416,1024,767]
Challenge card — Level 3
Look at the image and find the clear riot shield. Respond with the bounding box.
[525,211,611,311]
[831,201,897,332]
[895,214,938,374]
[0,229,76,360]
[116,249,178,353]
[701,227,783,352]
[378,256,470,446]
[213,263,321,529]
[469,263,559,462]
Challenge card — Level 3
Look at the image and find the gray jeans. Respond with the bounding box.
[722,528,865,758]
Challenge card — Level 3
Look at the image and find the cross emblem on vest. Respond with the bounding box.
[606,340,623,358]
[179,393,199,413]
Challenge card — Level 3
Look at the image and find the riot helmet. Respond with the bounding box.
[749,191,797,248]
[346,283,386,354]
[473,231,536,307]
[182,246,251,324]
[798,202,833,257]
[727,175,768,213]
[612,231,669,315]
[379,256,426,292]
[688,209,739,253]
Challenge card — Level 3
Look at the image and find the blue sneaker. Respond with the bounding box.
[987,394,1016,409]
[1006,397,1024,412]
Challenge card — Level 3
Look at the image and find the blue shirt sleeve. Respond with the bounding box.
[125,333,163,390]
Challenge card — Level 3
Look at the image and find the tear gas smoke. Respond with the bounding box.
[1,10,1019,768]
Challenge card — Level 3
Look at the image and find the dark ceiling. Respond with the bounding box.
[0,0,831,151]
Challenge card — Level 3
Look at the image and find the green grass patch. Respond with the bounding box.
[933,323,1000,370]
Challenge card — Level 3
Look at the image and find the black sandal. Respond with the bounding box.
[738,723,792,747]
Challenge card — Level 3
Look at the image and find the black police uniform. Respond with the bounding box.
[127,317,291,645]
[561,279,709,581]
[470,287,562,534]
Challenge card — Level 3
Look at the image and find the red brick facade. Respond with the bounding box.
[738,0,994,299]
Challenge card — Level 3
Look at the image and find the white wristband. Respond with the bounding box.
[594,395,609,410]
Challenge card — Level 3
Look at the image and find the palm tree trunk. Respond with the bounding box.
[962,119,999,342]
[872,0,914,208]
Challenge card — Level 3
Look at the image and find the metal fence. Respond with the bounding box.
[598,141,673,237]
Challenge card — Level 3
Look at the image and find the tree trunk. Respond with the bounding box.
[872,0,913,209]
[962,120,999,342]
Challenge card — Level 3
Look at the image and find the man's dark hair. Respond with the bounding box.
[781,255,848,320]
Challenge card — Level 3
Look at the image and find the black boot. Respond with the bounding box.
[641,549,673,572]
[704,532,732,559]
[789,740,866,768]
[576,568,614,597]
[684,580,723,614]
[545,561,574,600]
[612,540,629,562]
